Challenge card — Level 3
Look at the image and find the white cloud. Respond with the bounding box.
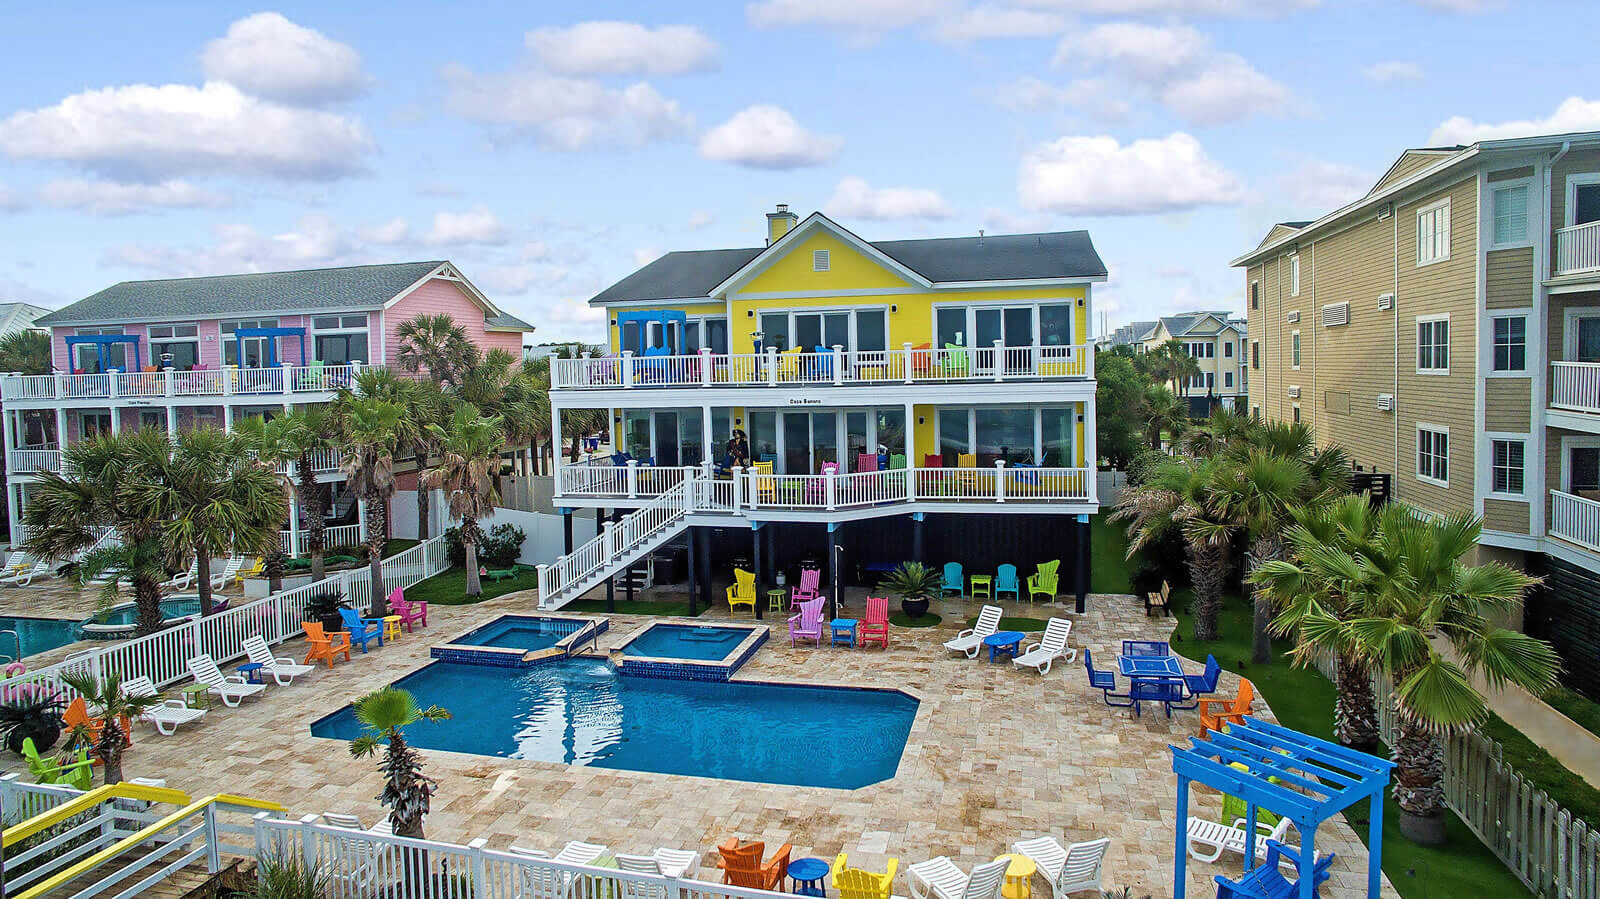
[201,12,369,106]
[38,179,229,214]
[1018,132,1243,215]
[826,177,952,220]
[1053,23,1289,125]
[1429,97,1600,145]
[525,22,718,76]
[1361,61,1423,85]
[687,211,715,230]
[1410,0,1499,11]
[424,208,508,246]
[360,218,411,244]
[442,64,694,150]
[107,215,356,275]
[0,81,372,181]
[1014,0,1315,15]
[699,105,841,169]
[1271,160,1375,212]
[931,6,1069,42]
[747,0,959,33]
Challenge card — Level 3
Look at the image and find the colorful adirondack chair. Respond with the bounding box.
[792,567,822,606]
[940,562,963,597]
[940,343,970,377]
[1214,841,1334,899]
[752,461,776,502]
[860,596,890,648]
[22,737,93,790]
[833,853,898,899]
[388,587,427,631]
[788,597,826,647]
[889,453,907,469]
[1027,559,1060,603]
[1200,678,1256,736]
[64,695,131,753]
[805,462,839,504]
[856,452,880,472]
[302,621,352,668]
[922,453,944,469]
[717,838,791,891]
[994,564,1021,602]
[727,568,757,615]
[337,607,385,652]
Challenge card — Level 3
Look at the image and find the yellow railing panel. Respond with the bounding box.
[2,782,191,847]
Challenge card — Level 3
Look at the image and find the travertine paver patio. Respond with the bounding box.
[1,588,1396,898]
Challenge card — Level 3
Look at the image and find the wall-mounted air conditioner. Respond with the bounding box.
[1376,394,1395,411]
[1322,302,1350,327]
[1377,293,1394,310]
[1287,310,1300,323]
[1287,385,1302,399]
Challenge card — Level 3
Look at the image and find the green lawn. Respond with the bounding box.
[1545,686,1600,739]
[1479,713,1600,828]
[383,538,419,558]
[1089,513,1132,594]
[404,566,540,606]
[1168,589,1532,899]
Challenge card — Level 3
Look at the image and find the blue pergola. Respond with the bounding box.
[617,309,686,355]
[64,334,142,372]
[1171,716,1394,899]
[233,327,307,367]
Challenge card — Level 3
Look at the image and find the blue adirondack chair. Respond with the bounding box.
[337,607,385,653]
[994,564,1020,602]
[940,562,964,597]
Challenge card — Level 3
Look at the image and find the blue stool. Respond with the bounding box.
[789,857,829,897]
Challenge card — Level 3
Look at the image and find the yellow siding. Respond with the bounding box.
[1483,498,1530,534]
[606,300,728,352]
[912,404,935,462]
[741,232,915,295]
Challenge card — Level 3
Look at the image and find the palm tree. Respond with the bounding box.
[334,393,405,616]
[1111,455,1233,640]
[395,313,475,388]
[347,687,450,838]
[1140,384,1188,452]
[422,406,504,597]
[238,407,336,580]
[0,330,52,374]
[356,371,445,541]
[1142,339,1203,397]
[60,670,163,785]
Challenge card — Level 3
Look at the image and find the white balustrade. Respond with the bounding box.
[1557,220,1600,275]
[1,363,360,403]
[1551,490,1600,552]
[1552,361,1600,414]
[279,523,362,557]
[8,448,62,475]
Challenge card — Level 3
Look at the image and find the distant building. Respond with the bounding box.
[0,303,52,340]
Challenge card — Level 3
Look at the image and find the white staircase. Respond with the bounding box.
[538,478,695,609]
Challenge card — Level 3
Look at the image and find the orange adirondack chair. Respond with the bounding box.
[717,838,791,891]
[302,621,352,668]
[64,696,131,755]
[860,596,890,649]
[1198,678,1255,736]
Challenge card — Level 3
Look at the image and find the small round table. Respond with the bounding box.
[983,631,1025,663]
[788,857,829,897]
[236,662,265,685]
[180,683,211,709]
[994,853,1036,899]
[768,589,788,612]
[382,615,403,642]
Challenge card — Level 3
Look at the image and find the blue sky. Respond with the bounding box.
[1,0,1595,342]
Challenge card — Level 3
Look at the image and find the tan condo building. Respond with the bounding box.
[1234,131,1600,698]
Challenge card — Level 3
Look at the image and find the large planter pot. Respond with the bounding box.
[6,721,60,755]
[900,598,931,620]
[1399,810,1447,846]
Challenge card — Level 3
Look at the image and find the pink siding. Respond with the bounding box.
[382,278,522,367]
[50,316,322,373]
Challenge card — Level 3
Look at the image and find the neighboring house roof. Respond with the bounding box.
[590,216,1107,304]
[0,302,53,336]
[1279,220,1313,229]
[37,261,451,326]
[1111,320,1157,345]
[1152,311,1239,339]
[485,312,534,331]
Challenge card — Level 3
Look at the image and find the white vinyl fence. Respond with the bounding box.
[0,535,449,704]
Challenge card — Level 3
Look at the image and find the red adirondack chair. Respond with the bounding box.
[860,596,890,648]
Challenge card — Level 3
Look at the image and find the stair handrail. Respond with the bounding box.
[539,471,701,606]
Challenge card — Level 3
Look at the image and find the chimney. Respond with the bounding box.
[766,203,798,246]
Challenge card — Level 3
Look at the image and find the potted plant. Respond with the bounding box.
[881,561,941,620]
[303,590,347,634]
[0,690,65,754]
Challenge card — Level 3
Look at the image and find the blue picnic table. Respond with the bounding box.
[1118,654,1187,718]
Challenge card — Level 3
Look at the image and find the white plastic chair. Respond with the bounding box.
[907,856,1009,899]
[1011,618,1076,674]
[121,675,207,735]
[1186,815,1292,865]
[242,635,315,685]
[942,605,1004,658]
[615,848,699,878]
[1012,836,1110,896]
[209,557,243,590]
[185,654,265,707]
[0,561,50,586]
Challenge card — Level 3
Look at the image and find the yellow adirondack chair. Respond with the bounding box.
[777,347,805,382]
[727,568,757,615]
[1028,559,1060,603]
[832,853,897,899]
[753,460,776,502]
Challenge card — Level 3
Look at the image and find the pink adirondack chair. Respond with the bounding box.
[788,597,826,647]
[791,567,822,606]
[805,462,839,504]
[856,452,880,472]
[388,586,427,631]
[860,596,890,648]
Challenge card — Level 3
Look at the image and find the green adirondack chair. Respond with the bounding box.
[940,344,970,377]
[23,737,94,790]
[1027,559,1060,603]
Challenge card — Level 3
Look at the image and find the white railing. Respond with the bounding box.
[279,523,362,557]
[1550,490,1600,552]
[550,343,1093,390]
[538,479,692,608]
[0,533,448,703]
[254,815,798,899]
[556,461,694,499]
[1557,220,1600,275]
[742,465,1094,510]
[1551,361,1600,414]
[0,362,363,403]
[276,448,344,477]
[8,448,62,475]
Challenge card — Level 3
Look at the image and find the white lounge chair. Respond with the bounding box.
[907,856,1009,899]
[321,813,395,893]
[1011,618,1076,674]
[1011,836,1110,896]
[209,557,244,590]
[2,551,30,575]
[242,635,315,685]
[1186,815,1293,865]
[614,848,700,878]
[323,812,393,834]
[0,560,50,587]
[942,605,1004,659]
[163,562,198,590]
[185,654,265,707]
[121,676,208,735]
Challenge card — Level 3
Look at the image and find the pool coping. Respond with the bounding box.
[430,613,608,668]
[595,621,769,682]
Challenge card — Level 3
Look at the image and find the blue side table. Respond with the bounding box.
[983,631,1025,663]
[789,856,829,897]
[237,662,265,685]
[829,619,857,648]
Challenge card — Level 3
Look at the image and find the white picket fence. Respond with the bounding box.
[0,534,449,704]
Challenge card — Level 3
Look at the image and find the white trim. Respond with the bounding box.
[1563,172,1600,228]
[1557,434,1600,492]
[1289,254,1301,296]
[1484,432,1530,500]
[1415,313,1451,375]
[1561,305,1600,360]
[931,276,1106,288]
[1488,177,1535,249]
[1485,308,1531,376]
[709,213,931,297]
[1416,198,1452,266]
[1416,422,1451,488]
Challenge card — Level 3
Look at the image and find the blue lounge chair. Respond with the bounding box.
[337,607,385,653]
[1121,639,1170,657]
[940,562,964,597]
[994,564,1020,602]
[1084,650,1132,709]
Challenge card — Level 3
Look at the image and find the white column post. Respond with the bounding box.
[731,465,744,510]
[53,408,65,450]
[1082,400,1097,503]
[699,348,713,387]
[222,405,233,433]
[165,406,176,436]
[6,482,20,547]
[825,464,837,510]
[550,404,563,477]
[702,405,713,468]
[626,459,639,499]
[995,460,1007,502]
[288,492,302,558]
[357,498,368,541]
[163,366,174,397]
[223,364,236,396]
[53,371,67,400]
[904,401,917,501]
[108,369,120,400]
[1,407,15,455]
[766,347,779,386]
[993,339,1005,382]
[621,351,635,388]
[831,344,844,386]
[109,407,121,436]
[902,342,915,384]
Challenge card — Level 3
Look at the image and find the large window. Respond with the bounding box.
[1492,183,1529,247]
[1040,409,1075,467]
[1417,316,1449,373]
[1492,315,1526,373]
[684,317,730,354]
[1186,341,1215,358]
[937,409,969,464]
[1417,199,1451,265]
[1290,255,1301,296]
[934,303,1072,348]
[758,308,882,353]
[1417,425,1449,486]
[222,319,280,367]
[312,314,368,364]
[1490,438,1525,497]
[975,408,1034,465]
[148,324,199,369]
[937,406,1080,467]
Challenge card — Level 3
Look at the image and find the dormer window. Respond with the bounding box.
[813,249,830,272]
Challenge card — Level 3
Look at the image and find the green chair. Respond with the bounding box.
[23,737,93,790]
[940,344,970,377]
[889,453,907,469]
[300,359,325,389]
[1027,559,1060,603]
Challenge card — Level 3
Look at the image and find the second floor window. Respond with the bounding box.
[1224,341,1234,358]
[1417,317,1449,373]
[1491,438,1525,496]
[1291,331,1302,368]
[71,326,125,372]
[1492,184,1529,246]
[1417,425,1449,486]
[1492,315,1526,372]
[149,323,199,369]
[1417,199,1451,265]
[1250,281,1259,310]
[1251,341,1260,369]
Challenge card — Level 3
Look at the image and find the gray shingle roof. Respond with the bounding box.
[1159,311,1238,337]
[36,261,447,327]
[486,312,534,331]
[590,228,1106,304]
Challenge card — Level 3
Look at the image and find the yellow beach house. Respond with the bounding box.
[538,206,1105,617]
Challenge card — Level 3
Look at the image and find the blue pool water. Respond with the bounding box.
[310,659,918,789]
[623,624,748,661]
[455,616,580,653]
[88,597,200,627]
[0,615,85,659]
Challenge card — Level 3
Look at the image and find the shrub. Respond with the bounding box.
[1125,448,1169,487]
[246,852,329,899]
[303,590,345,621]
[445,523,525,569]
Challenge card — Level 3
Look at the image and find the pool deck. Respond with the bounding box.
[0,587,1395,898]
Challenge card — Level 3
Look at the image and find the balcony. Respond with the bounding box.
[1556,221,1600,277]
[549,344,1092,391]
[1551,362,1600,415]
[0,363,364,404]
[1550,490,1600,553]
[8,448,63,475]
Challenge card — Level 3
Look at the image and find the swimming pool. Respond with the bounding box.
[0,615,84,660]
[80,596,203,639]
[623,624,749,661]
[311,659,919,789]
[456,616,579,652]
